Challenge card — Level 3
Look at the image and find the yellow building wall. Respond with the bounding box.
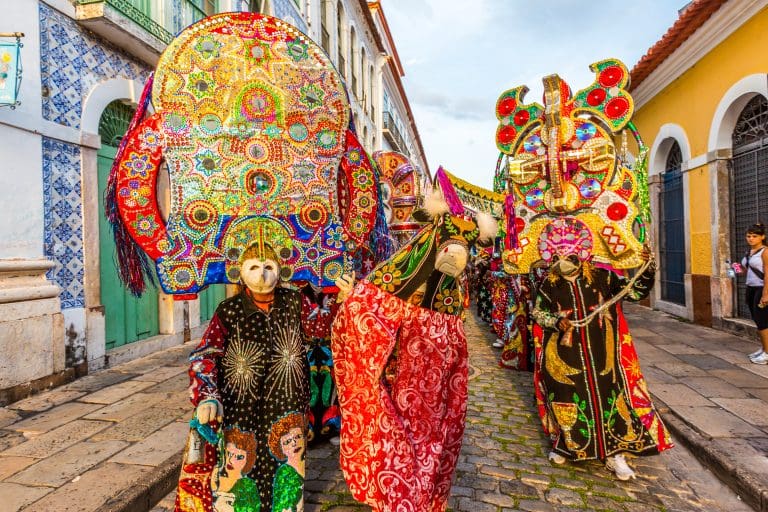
[632,5,768,276]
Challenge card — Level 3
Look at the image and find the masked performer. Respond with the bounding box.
[532,241,671,480]
[332,182,497,512]
[494,59,673,480]
[177,241,353,512]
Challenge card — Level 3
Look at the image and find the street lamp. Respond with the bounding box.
[0,32,24,109]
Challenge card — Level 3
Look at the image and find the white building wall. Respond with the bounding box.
[0,0,427,403]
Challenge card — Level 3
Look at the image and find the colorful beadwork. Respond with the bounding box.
[372,151,429,246]
[495,59,646,272]
[112,13,377,295]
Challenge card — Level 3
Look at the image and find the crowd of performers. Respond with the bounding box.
[470,248,546,372]
[106,11,672,509]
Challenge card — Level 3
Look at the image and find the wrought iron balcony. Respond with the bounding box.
[74,0,173,65]
[382,110,405,153]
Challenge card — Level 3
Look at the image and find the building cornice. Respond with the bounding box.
[632,0,768,108]
[382,56,429,175]
[367,2,404,76]
[357,0,386,54]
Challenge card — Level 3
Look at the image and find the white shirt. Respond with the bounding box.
[742,247,765,287]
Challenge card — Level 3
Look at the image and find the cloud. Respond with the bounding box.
[409,86,490,121]
[383,0,682,190]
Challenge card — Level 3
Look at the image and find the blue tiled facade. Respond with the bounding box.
[273,0,307,33]
[39,3,152,310]
[42,137,84,309]
[39,3,150,129]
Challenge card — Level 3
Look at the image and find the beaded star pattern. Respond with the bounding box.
[113,13,378,294]
[494,59,648,273]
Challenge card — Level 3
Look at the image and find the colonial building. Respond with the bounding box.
[0,0,428,404]
[630,0,768,333]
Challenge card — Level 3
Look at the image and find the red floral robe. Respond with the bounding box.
[332,281,468,512]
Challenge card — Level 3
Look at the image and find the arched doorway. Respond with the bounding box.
[97,100,159,349]
[731,94,768,319]
[660,141,686,305]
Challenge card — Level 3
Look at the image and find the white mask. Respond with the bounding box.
[435,243,469,278]
[240,257,280,294]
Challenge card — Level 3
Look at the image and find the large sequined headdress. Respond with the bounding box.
[494,59,650,272]
[107,13,378,296]
[371,150,431,248]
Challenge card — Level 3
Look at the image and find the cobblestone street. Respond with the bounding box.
[151,310,754,512]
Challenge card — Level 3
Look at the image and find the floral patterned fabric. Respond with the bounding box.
[332,281,468,512]
[531,267,673,461]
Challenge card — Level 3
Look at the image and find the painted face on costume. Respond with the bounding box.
[432,212,482,278]
[281,427,305,464]
[225,442,248,474]
[240,257,279,294]
[435,243,469,278]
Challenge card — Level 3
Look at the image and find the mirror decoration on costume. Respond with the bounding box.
[107,12,378,297]
[495,58,650,273]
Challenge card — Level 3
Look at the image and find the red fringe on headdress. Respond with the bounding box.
[104,73,157,296]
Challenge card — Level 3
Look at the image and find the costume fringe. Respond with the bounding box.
[504,194,518,249]
[434,167,464,216]
[104,73,156,296]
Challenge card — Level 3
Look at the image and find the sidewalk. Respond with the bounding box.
[0,305,765,511]
[624,303,768,512]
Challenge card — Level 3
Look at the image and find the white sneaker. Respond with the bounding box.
[605,454,636,481]
[751,352,768,365]
[548,451,566,465]
[748,349,765,359]
[492,339,504,348]
[329,436,341,446]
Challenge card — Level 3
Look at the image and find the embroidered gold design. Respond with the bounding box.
[222,324,266,403]
[551,401,579,450]
[600,315,615,382]
[615,391,637,441]
[544,332,580,385]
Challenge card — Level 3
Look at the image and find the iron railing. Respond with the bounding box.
[382,111,405,152]
[660,168,686,305]
[731,143,768,319]
[76,0,173,43]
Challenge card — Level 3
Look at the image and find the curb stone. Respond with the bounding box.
[96,450,183,512]
[654,398,765,512]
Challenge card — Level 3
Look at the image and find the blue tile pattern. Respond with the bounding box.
[273,0,307,33]
[172,0,183,35]
[42,138,84,310]
[39,3,150,129]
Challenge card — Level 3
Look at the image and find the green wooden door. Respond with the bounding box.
[97,145,160,350]
[199,284,227,322]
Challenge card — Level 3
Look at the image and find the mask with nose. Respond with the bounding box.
[238,241,285,294]
[435,242,469,278]
[240,257,280,294]
[551,254,582,277]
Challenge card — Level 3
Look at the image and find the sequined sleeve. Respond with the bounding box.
[607,261,657,302]
[532,284,560,330]
[188,313,227,406]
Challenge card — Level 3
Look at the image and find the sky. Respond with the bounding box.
[382,0,684,189]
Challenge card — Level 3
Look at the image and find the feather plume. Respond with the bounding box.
[476,212,499,242]
[423,187,451,220]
